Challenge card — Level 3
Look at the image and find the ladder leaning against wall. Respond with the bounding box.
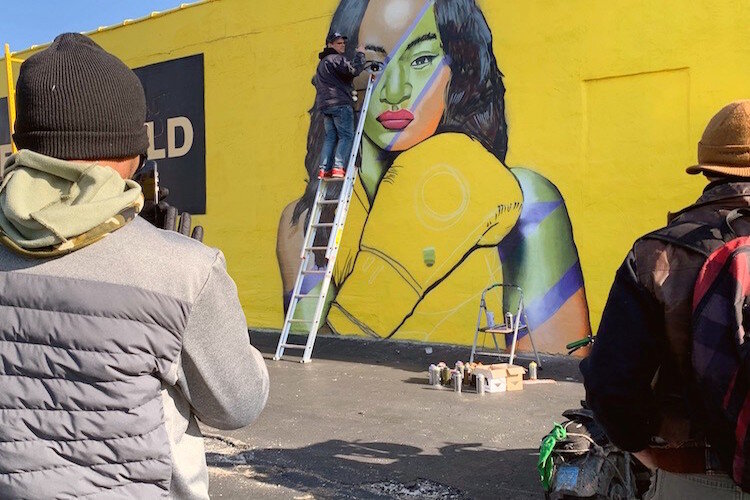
[274,74,376,363]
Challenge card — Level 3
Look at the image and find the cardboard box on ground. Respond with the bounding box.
[473,363,527,393]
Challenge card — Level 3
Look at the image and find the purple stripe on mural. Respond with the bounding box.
[497,200,562,261]
[521,260,585,336]
[386,57,450,151]
[373,0,434,89]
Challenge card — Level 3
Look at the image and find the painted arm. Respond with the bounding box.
[498,168,590,341]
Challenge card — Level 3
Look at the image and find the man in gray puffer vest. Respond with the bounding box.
[0,33,269,499]
[313,32,366,179]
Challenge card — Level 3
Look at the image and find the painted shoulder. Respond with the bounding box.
[509,167,564,204]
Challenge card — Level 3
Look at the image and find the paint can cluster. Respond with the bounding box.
[427,360,488,394]
[427,359,541,394]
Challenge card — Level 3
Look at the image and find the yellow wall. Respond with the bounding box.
[3,0,748,352]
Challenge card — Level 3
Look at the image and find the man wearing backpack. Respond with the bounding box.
[581,100,750,498]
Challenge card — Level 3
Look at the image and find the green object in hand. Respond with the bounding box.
[538,422,566,491]
[422,247,436,267]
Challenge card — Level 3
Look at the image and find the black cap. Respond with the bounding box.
[326,32,348,44]
[13,33,149,160]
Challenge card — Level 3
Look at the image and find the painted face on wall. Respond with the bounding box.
[359,0,451,152]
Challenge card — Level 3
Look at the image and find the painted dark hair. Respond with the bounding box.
[292,0,508,225]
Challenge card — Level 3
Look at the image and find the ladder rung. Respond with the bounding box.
[323,177,345,182]
[287,319,313,323]
[305,246,328,251]
[318,199,340,205]
[281,343,307,350]
[474,350,507,357]
[302,270,326,275]
[294,293,322,299]
[312,223,334,228]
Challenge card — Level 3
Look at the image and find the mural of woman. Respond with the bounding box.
[276,0,591,352]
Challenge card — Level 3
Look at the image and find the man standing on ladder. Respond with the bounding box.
[314,32,366,179]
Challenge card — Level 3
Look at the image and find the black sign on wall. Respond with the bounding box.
[0,54,207,214]
[0,98,10,164]
[135,53,206,214]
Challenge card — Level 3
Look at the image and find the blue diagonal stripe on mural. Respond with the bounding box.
[497,200,562,261]
[523,259,585,333]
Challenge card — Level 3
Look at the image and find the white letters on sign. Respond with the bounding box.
[146,116,194,160]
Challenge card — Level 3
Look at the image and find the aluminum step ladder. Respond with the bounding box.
[274,75,375,363]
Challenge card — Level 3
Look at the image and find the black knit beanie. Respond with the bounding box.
[13,33,149,160]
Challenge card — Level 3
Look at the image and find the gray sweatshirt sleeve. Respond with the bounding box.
[177,251,270,430]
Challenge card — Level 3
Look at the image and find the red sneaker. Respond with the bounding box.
[331,167,345,178]
[318,168,331,179]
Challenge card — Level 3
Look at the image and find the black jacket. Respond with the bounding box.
[313,48,366,110]
[580,181,750,454]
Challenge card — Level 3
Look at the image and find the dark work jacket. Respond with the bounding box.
[580,181,750,455]
[313,48,365,110]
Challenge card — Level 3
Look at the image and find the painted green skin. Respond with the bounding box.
[361,4,447,161]
[501,168,583,317]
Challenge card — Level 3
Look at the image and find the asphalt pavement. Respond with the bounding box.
[204,332,585,499]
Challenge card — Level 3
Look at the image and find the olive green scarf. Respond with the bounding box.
[0,149,143,257]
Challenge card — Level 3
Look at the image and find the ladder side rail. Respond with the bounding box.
[275,181,329,359]
[274,252,315,360]
[301,220,345,362]
[276,178,330,358]
[299,180,328,259]
[300,261,336,363]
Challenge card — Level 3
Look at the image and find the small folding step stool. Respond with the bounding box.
[274,75,376,363]
[469,283,542,367]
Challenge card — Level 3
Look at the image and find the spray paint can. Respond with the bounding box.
[486,311,495,326]
[476,374,486,395]
[455,361,465,381]
[441,366,452,386]
[506,312,514,328]
[432,365,443,386]
[428,364,438,385]
[452,370,462,393]
[529,361,538,381]
[463,363,473,386]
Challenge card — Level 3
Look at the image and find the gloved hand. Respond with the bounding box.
[163,205,205,242]
[139,186,205,242]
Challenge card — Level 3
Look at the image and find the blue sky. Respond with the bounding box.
[5,1,193,51]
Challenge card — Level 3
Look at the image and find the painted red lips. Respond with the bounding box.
[377,109,415,130]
